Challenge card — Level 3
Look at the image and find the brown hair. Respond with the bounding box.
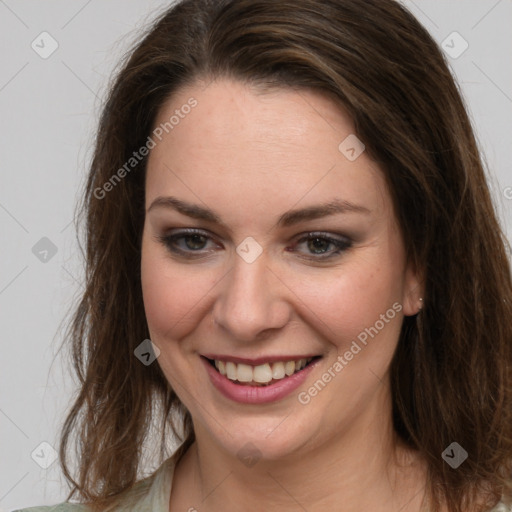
[60,1,512,511]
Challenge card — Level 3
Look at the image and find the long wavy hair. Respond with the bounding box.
[60,1,512,511]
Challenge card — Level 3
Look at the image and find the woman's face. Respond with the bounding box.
[141,78,421,461]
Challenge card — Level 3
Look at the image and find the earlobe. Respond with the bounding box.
[402,287,424,316]
[402,262,425,317]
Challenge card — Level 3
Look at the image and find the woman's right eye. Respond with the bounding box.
[156,229,221,258]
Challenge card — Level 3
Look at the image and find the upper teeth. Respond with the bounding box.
[214,358,313,384]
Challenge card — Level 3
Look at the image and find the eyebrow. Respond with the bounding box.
[147,196,371,227]
[277,199,371,226]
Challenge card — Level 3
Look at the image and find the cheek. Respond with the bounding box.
[140,242,216,341]
[284,255,404,352]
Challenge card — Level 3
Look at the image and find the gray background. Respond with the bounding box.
[1,1,511,510]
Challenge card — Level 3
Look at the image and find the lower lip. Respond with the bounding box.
[201,357,320,404]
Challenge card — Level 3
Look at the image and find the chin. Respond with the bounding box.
[194,409,323,464]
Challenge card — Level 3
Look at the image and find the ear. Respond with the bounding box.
[401,258,425,317]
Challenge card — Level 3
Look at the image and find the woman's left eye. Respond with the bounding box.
[291,232,352,260]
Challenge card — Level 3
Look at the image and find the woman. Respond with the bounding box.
[17,0,512,511]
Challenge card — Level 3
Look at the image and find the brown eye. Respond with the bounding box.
[307,237,332,254]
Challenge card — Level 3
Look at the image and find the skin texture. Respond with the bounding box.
[141,78,427,512]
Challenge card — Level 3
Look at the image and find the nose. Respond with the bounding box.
[212,252,291,342]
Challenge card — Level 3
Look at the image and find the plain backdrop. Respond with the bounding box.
[1,1,511,510]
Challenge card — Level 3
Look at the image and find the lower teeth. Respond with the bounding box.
[236,380,275,387]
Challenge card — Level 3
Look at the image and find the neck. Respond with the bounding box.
[172,404,428,512]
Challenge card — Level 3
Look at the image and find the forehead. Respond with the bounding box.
[145,78,389,221]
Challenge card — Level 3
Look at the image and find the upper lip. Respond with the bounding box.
[201,354,320,365]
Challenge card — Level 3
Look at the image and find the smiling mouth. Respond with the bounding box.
[205,356,321,386]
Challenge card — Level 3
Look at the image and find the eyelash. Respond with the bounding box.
[156,228,352,261]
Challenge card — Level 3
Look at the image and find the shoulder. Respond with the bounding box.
[14,451,179,512]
